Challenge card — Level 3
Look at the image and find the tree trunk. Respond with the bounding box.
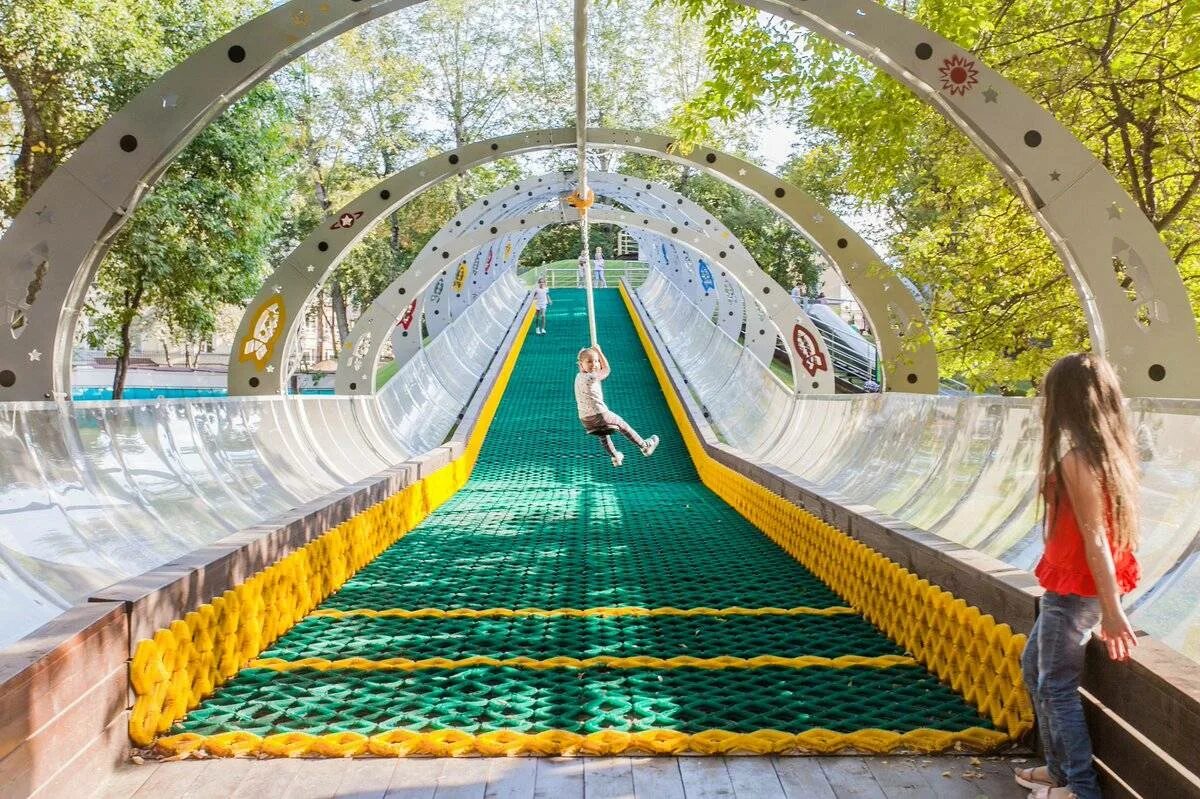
[111,275,147,400]
[331,279,351,348]
[0,57,56,213]
[163,340,173,368]
[112,317,135,400]
[315,288,326,362]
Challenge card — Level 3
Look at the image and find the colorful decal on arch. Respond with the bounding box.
[721,276,737,308]
[698,260,715,294]
[397,299,418,331]
[503,241,513,261]
[330,211,364,230]
[453,261,468,293]
[430,277,445,306]
[483,248,494,275]
[792,324,829,377]
[940,55,979,97]
[348,332,372,372]
[239,295,286,368]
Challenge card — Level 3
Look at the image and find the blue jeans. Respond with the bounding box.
[1022,591,1103,799]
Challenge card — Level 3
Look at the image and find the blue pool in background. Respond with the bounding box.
[70,386,335,401]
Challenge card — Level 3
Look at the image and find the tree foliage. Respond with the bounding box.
[666,0,1200,391]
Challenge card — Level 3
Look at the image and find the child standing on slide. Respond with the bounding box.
[533,277,551,335]
[1015,353,1141,799]
[575,345,658,467]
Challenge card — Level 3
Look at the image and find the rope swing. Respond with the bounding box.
[571,0,598,349]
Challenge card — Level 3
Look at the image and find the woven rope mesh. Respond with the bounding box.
[171,289,993,745]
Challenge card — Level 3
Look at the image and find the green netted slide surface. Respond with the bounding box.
[173,289,992,743]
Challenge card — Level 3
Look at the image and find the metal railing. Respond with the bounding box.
[521,263,650,289]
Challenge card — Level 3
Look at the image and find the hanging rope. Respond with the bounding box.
[572,0,598,348]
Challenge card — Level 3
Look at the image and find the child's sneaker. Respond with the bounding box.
[641,435,659,457]
[611,451,625,467]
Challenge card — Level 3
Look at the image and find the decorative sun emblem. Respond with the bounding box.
[939,55,979,96]
[330,211,364,230]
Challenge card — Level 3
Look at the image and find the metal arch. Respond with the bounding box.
[0,0,1191,398]
[232,139,909,396]
[351,169,822,389]
[748,0,1197,396]
[338,205,833,395]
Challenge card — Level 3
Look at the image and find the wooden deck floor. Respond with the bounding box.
[93,755,1030,798]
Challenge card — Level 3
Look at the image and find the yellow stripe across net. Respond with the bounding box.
[248,653,918,672]
[308,605,856,619]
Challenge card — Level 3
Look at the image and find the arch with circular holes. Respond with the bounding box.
[332,172,833,394]
[336,205,833,396]
[227,134,929,395]
[0,0,1192,399]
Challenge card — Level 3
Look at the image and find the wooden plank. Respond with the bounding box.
[531,758,583,799]
[816,758,886,799]
[724,757,785,799]
[91,762,158,798]
[861,758,944,799]
[972,758,1034,799]
[1084,639,1200,782]
[677,757,735,799]
[180,757,255,799]
[1082,690,1200,799]
[131,761,209,797]
[384,758,442,799]
[336,758,400,799]
[629,758,684,799]
[434,758,489,799]
[229,758,305,798]
[582,757,634,799]
[483,758,537,799]
[281,758,352,799]
[771,757,836,799]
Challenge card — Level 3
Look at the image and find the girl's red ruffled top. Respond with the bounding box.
[1037,476,1139,596]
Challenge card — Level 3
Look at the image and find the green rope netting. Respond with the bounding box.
[171,290,991,742]
[176,665,990,737]
[259,614,906,662]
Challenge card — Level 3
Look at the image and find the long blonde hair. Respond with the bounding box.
[1039,353,1140,552]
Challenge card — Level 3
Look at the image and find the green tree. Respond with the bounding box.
[665,0,1200,391]
[85,86,294,396]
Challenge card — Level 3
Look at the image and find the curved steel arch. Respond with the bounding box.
[0,0,1192,398]
[335,171,829,393]
[336,204,831,395]
[228,136,926,396]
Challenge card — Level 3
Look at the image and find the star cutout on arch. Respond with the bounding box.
[1107,203,1124,220]
[273,285,282,293]
[633,136,642,144]
[28,349,40,362]
[34,207,54,224]
[738,168,747,176]
[330,211,364,230]
[318,2,331,12]
[265,365,276,374]
[292,10,310,27]
[982,87,998,103]
[812,214,825,224]
[307,265,316,272]
[1050,171,1062,182]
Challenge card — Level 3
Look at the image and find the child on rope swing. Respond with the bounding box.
[575,344,658,467]
[1015,353,1141,799]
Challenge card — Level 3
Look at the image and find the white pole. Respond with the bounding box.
[574,0,597,348]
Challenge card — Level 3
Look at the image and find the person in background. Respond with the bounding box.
[532,276,551,335]
[593,246,607,288]
[790,284,804,304]
[1015,353,1141,799]
[577,251,587,287]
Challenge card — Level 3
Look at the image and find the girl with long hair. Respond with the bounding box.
[1016,353,1141,799]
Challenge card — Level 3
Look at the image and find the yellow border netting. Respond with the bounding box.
[619,285,1033,742]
